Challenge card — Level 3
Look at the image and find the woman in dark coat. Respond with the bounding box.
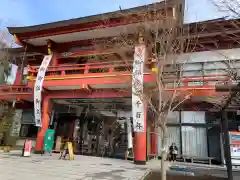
[169,142,178,162]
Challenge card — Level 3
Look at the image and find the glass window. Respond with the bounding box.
[181,111,206,124]
[19,124,38,138]
[181,126,208,157]
[158,126,181,155]
[167,111,180,124]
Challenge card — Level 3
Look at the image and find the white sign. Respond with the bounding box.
[229,132,240,165]
[23,67,28,75]
[34,55,52,127]
[11,109,23,137]
[230,146,240,165]
[132,45,145,132]
[117,111,133,149]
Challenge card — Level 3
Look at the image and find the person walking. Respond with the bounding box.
[169,142,178,162]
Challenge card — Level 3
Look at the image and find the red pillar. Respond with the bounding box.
[14,70,21,85]
[134,106,147,165]
[35,96,51,152]
[151,121,158,156]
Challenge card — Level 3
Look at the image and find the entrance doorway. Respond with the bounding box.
[52,98,132,159]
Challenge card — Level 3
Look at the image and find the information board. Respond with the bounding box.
[229,131,240,165]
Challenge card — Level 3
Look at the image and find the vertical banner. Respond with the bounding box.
[34,55,53,127]
[132,45,146,132]
[5,63,18,85]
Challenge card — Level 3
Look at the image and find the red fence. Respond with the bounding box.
[27,61,134,77]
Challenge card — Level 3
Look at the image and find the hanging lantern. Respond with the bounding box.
[152,67,157,73]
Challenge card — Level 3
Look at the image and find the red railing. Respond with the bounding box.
[27,61,231,87]
[163,74,230,84]
[0,85,32,93]
[27,61,135,77]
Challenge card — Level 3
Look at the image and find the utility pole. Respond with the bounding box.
[221,111,233,180]
[216,83,239,180]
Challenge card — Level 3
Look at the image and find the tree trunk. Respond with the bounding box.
[161,126,168,180]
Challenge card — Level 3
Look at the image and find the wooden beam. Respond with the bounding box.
[215,84,240,92]
[14,34,47,54]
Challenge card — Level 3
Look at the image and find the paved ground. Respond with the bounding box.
[181,164,240,180]
[0,152,149,180]
[1,151,240,180]
[148,160,240,179]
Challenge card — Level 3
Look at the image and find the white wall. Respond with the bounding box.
[181,111,206,124]
[164,48,240,87]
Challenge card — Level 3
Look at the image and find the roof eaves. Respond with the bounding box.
[8,0,183,35]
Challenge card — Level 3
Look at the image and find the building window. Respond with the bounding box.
[181,111,206,124]
[158,126,181,155]
[19,124,38,138]
[181,126,208,157]
[167,111,180,124]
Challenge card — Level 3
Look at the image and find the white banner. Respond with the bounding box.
[5,63,18,85]
[34,55,53,127]
[132,45,145,132]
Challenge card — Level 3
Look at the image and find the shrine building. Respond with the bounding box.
[0,0,240,165]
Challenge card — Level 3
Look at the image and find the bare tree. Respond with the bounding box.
[0,25,14,85]
[0,21,17,146]
[212,0,240,17]
[92,1,199,180]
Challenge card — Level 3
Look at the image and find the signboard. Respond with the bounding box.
[10,109,23,137]
[132,45,145,132]
[34,55,52,127]
[229,131,240,165]
[59,142,74,160]
[43,129,55,153]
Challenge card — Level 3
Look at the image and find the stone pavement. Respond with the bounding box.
[0,152,149,180]
[148,159,240,171]
[174,161,240,171]
[148,160,240,179]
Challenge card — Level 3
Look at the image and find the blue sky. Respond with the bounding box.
[0,0,226,27]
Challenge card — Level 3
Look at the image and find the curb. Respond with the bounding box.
[0,150,21,154]
[175,164,240,172]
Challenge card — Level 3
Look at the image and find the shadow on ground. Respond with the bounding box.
[1,153,21,157]
[144,171,227,180]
